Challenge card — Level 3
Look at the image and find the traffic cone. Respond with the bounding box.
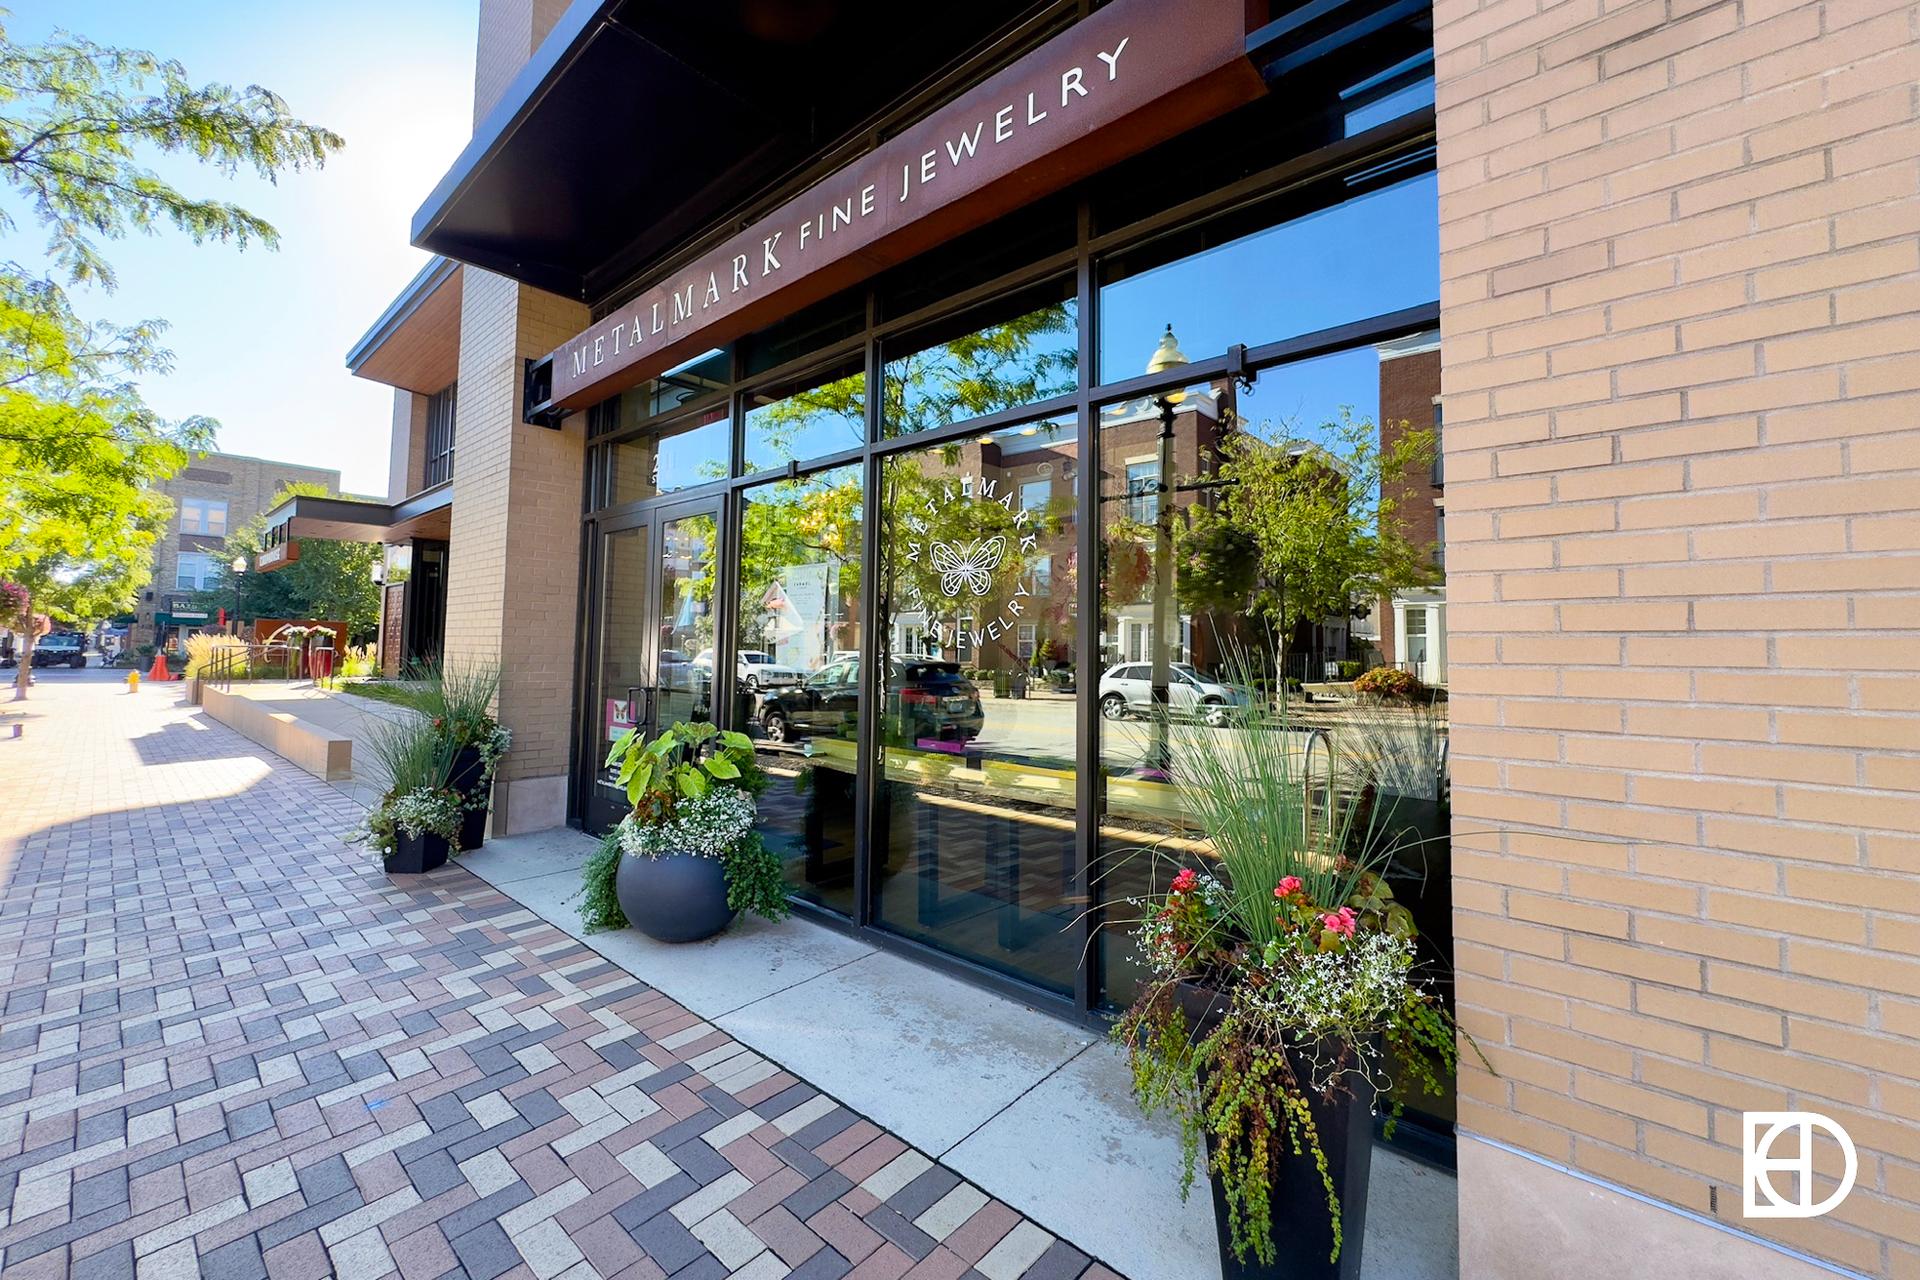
[148,652,171,682]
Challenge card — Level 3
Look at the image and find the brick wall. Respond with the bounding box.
[446,0,590,832]
[1436,1,1920,1274]
[1379,344,1444,665]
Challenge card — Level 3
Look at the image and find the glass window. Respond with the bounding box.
[882,282,1078,438]
[1021,479,1051,514]
[736,465,865,916]
[175,552,216,590]
[425,384,457,487]
[743,362,866,474]
[607,404,730,505]
[1341,53,1436,136]
[872,412,1081,994]
[180,498,228,537]
[1124,460,1158,523]
[1097,168,1438,381]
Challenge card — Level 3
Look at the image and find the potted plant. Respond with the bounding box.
[352,713,460,874]
[1111,672,1469,1280]
[591,720,788,942]
[417,661,508,851]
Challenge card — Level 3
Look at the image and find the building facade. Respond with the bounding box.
[319,1,1917,1275]
[138,451,340,650]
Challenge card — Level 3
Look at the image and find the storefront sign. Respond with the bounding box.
[902,473,1043,653]
[256,540,300,572]
[542,0,1265,411]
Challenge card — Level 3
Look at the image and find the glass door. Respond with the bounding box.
[583,498,724,832]
[587,514,651,832]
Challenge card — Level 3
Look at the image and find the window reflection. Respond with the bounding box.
[873,415,1081,993]
[608,404,730,504]
[1093,340,1444,1013]
[1097,168,1438,380]
[736,466,865,915]
[882,285,1078,437]
[743,363,866,474]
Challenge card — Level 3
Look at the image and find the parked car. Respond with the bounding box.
[1098,661,1253,727]
[756,656,983,745]
[31,633,87,669]
[692,647,803,693]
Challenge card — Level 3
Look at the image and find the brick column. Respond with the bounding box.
[444,0,590,833]
[1436,1,1920,1276]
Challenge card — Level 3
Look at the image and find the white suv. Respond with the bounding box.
[1098,662,1252,727]
[693,648,803,692]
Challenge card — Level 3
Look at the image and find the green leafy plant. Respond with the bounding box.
[604,719,764,818]
[577,830,627,933]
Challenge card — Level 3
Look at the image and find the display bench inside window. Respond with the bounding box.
[569,30,1447,1158]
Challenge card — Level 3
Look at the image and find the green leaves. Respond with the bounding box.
[0,21,343,289]
[604,718,767,822]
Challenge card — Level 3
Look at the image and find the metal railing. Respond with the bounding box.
[201,635,339,694]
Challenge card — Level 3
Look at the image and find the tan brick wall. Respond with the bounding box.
[1437,1,1920,1274]
[446,0,590,830]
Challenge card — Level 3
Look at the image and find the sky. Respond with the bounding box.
[4,1,479,496]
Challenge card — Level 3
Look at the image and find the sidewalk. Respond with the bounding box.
[272,685,1461,1280]
[0,679,1124,1280]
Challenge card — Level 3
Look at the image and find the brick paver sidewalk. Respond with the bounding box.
[0,681,1122,1280]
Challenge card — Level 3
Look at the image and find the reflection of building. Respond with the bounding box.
[1377,331,1443,684]
[138,451,340,651]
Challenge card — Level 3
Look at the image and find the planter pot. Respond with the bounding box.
[1177,983,1376,1280]
[450,745,490,852]
[615,849,736,943]
[388,830,450,875]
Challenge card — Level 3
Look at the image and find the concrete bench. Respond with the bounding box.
[199,685,353,781]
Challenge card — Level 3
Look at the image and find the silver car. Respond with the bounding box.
[1098,662,1253,727]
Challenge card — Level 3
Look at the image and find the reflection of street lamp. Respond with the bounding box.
[1147,325,1187,772]
[228,557,248,635]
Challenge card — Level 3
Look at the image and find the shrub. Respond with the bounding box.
[1353,666,1426,700]
[340,644,378,677]
[1337,659,1363,681]
[183,633,247,680]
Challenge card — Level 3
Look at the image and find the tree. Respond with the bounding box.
[0,19,342,288]
[1178,407,1437,676]
[0,275,202,695]
[195,484,381,643]
[0,17,343,692]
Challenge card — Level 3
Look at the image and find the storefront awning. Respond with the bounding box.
[409,0,1036,299]
[259,487,452,566]
[346,257,463,394]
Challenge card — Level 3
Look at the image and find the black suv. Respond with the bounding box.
[31,633,87,668]
[755,655,984,746]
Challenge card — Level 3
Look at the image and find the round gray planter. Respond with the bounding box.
[615,849,736,943]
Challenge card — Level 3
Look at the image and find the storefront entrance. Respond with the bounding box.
[581,496,723,831]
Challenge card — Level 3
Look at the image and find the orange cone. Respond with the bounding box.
[147,652,171,682]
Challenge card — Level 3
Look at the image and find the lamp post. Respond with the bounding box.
[1146,325,1187,773]
[228,556,248,637]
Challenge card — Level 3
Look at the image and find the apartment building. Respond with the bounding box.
[291,2,1917,1275]
[138,450,340,651]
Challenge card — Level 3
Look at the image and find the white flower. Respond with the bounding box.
[619,789,757,861]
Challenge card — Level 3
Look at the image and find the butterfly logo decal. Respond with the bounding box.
[929,536,1006,598]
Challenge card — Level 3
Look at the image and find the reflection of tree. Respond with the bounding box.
[883,302,1077,433]
[747,373,866,464]
[737,469,862,654]
[1175,408,1436,670]
[666,512,719,657]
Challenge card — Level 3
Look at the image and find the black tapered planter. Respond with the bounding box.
[450,745,490,851]
[388,830,450,875]
[1177,982,1375,1280]
[615,849,736,943]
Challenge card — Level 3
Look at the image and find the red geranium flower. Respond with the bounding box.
[1170,868,1198,894]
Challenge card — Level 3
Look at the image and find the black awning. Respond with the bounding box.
[411,0,1040,300]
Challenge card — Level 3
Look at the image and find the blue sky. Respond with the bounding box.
[5,1,478,495]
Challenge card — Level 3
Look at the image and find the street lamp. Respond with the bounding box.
[1147,325,1187,770]
[230,555,248,575]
